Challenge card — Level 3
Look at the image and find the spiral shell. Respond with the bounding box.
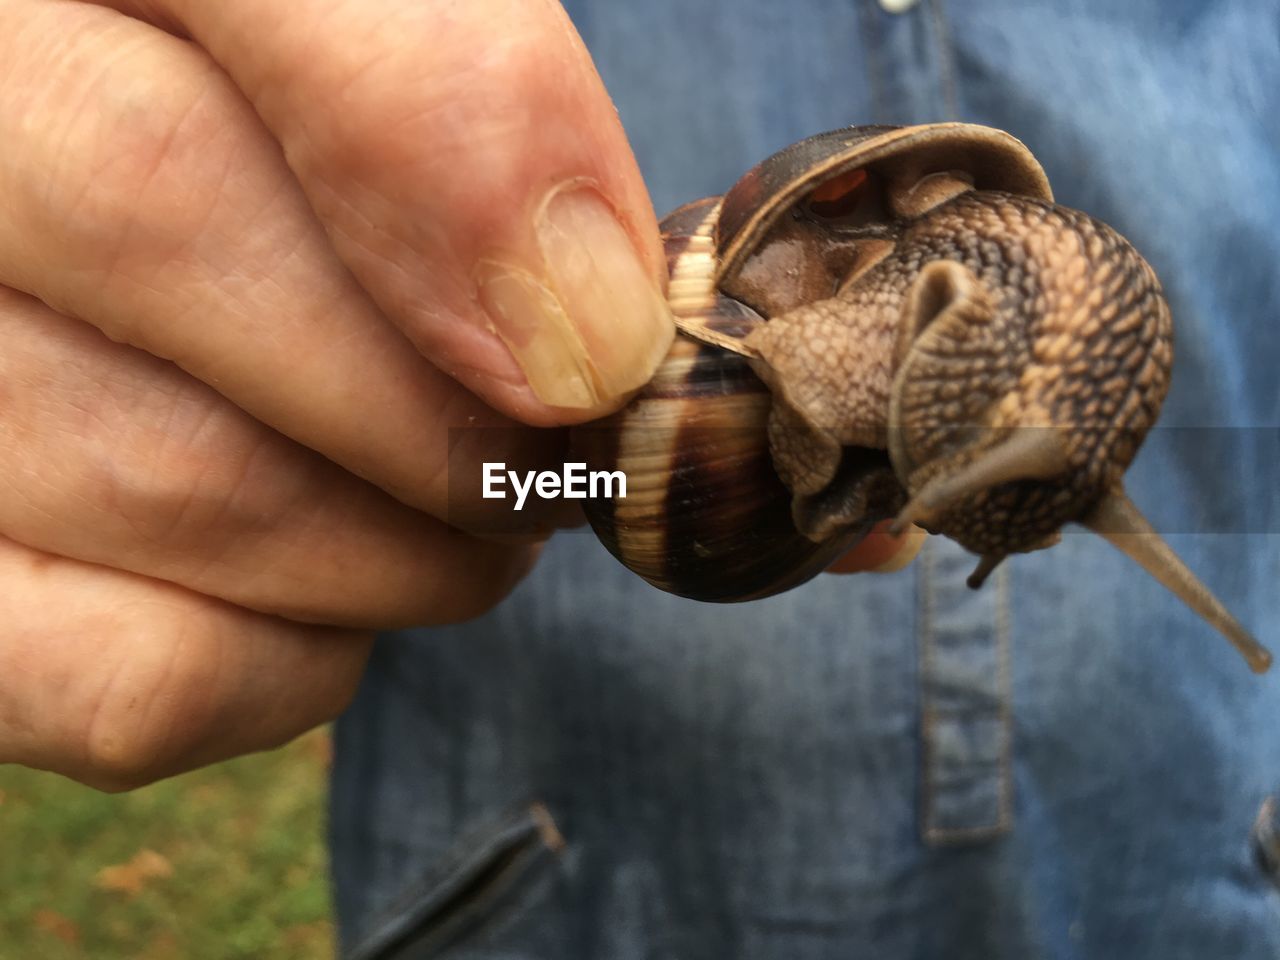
[571,202,870,601]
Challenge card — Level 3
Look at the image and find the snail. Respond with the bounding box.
[571,122,1271,673]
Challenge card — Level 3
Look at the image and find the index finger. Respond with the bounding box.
[102,0,675,424]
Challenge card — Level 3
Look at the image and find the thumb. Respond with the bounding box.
[110,0,675,424]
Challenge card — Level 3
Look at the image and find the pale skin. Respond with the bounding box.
[0,0,918,791]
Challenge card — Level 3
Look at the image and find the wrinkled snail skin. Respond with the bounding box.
[573,123,1270,672]
[751,190,1172,563]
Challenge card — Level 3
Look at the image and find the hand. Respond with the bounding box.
[0,0,675,789]
[0,0,920,791]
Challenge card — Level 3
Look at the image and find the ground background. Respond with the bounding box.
[0,729,334,959]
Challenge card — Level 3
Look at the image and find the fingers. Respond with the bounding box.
[0,1,566,531]
[0,535,372,791]
[826,521,928,575]
[97,0,676,422]
[0,287,534,627]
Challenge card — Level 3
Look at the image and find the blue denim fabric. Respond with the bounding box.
[330,1,1280,956]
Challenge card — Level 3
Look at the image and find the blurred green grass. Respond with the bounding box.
[0,729,335,959]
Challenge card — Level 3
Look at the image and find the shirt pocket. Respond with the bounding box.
[345,802,565,960]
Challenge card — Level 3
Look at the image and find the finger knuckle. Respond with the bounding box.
[88,393,286,553]
[32,35,249,305]
[315,23,550,195]
[81,602,221,790]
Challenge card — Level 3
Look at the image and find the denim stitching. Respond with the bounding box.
[919,539,1014,846]
[929,0,961,121]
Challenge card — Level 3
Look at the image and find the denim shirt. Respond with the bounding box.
[330,1,1280,957]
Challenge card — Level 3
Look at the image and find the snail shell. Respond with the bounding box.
[573,123,1270,672]
[571,194,905,601]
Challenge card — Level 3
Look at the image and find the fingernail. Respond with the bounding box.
[477,185,674,411]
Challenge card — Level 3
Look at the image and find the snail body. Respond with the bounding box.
[572,123,1269,672]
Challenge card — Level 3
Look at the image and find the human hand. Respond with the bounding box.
[0,0,677,789]
[0,0,921,790]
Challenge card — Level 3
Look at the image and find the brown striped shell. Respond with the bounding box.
[572,123,1270,671]
[570,194,862,599]
[569,333,861,601]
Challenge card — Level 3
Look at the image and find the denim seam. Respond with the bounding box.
[920,539,944,844]
[986,562,1014,839]
[859,0,887,123]
[997,561,1013,832]
[928,0,961,120]
[919,540,1014,846]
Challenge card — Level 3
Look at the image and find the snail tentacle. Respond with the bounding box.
[1082,492,1272,674]
[887,427,1070,536]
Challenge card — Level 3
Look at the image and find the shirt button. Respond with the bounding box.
[879,0,922,12]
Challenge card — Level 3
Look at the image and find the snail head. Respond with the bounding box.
[885,189,1268,671]
[728,169,1268,672]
